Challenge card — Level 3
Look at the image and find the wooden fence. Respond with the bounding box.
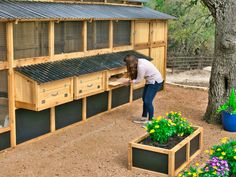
[167,56,213,73]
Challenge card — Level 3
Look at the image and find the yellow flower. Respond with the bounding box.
[195,163,199,167]
[213,166,217,169]
[221,137,229,144]
[234,156,236,160]
[150,129,155,134]
[187,172,192,175]
[166,112,169,116]
[155,125,160,129]
[156,116,162,121]
[210,150,214,155]
[216,148,221,151]
[212,172,217,175]
[204,150,209,154]
[193,173,197,177]
[178,173,182,177]
[219,156,223,159]
[168,120,173,123]
[180,124,183,127]
[221,152,226,156]
[234,148,236,152]
[198,169,203,173]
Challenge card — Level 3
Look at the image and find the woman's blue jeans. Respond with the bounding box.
[142,81,163,120]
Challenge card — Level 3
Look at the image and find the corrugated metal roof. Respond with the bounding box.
[127,0,149,2]
[15,50,153,84]
[0,1,176,21]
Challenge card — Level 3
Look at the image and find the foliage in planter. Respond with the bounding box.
[179,137,236,177]
[146,116,176,144]
[167,112,194,136]
[209,137,236,175]
[217,88,236,114]
[180,157,230,177]
[145,112,194,144]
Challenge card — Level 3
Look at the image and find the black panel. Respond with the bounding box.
[175,145,187,170]
[0,131,10,151]
[87,92,108,118]
[112,86,130,108]
[55,100,82,130]
[132,147,168,174]
[190,134,200,156]
[16,109,50,144]
[133,87,144,101]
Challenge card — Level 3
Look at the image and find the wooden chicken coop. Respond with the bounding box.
[0,0,175,150]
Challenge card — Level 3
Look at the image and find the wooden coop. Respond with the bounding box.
[0,0,175,150]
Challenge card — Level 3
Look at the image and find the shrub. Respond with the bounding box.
[167,112,194,136]
[146,116,176,144]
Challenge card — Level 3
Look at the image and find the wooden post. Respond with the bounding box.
[108,90,112,111]
[164,21,168,81]
[168,151,175,177]
[83,21,87,52]
[7,22,16,147]
[129,84,133,103]
[109,20,113,51]
[130,20,135,48]
[50,107,55,132]
[82,97,87,121]
[48,21,54,57]
[149,21,153,57]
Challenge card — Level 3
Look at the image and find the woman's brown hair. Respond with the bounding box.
[123,55,138,80]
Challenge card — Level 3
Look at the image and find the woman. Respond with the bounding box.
[123,55,163,123]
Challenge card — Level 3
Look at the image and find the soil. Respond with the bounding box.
[167,69,210,87]
[0,85,236,177]
[140,134,189,149]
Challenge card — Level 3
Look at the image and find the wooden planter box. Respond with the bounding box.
[128,126,203,177]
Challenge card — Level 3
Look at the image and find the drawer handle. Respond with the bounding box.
[41,100,46,104]
[87,84,93,88]
[97,85,100,89]
[64,93,68,97]
[51,92,59,97]
[79,90,82,93]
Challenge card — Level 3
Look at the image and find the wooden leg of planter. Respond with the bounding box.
[200,127,204,151]
[168,151,175,177]
[82,97,87,122]
[186,142,190,163]
[50,107,55,132]
[128,143,132,170]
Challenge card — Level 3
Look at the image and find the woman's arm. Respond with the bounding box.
[132,66,145,84]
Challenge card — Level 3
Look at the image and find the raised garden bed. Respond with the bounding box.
[128,126,203,177]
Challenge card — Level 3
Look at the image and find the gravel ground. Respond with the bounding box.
[0,85,235,177]
[167,69,211,87]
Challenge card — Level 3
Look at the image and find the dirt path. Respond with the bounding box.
[0,85,235,177]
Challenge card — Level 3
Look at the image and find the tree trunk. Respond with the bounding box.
[202,0,236,123]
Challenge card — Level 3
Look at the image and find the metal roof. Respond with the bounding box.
[0,1,176,21]
[15,50,153,84]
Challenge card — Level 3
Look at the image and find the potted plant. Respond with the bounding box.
[217,88,236,132]
[128,112,203,177]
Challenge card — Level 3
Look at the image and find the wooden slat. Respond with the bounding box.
[128,143,132,170]
[131,143,170,154]
[108,90,112,111]
[0,62,9,70]
[131,167,169,177]
[129,83,133,103]
[0,127,11,134]
[7,22,16,147]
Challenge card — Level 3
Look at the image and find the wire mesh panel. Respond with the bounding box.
[55,21,83,54]
[0,70,9,128]
[0,23,6,61]
[113,21,131,47]
[87,21,109,50]
[107,0,124,3]
[13,22,49,59]
[83,0,105,2]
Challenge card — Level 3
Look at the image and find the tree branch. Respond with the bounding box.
[201,0,216,18]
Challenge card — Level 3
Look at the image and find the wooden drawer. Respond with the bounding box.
[15,73,73,111]
[107,67,129,90]
[74,72,105,99]
[37,79,73,110]
[133,80,146,89]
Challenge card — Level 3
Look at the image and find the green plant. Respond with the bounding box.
[146,116,176,144]
[167,112,194,136]
[217,88,236,114]
[180,157,230,177]
[209,138,236,175]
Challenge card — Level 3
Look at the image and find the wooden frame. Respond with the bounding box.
[128,126,203,177]
[0,17,169,151]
